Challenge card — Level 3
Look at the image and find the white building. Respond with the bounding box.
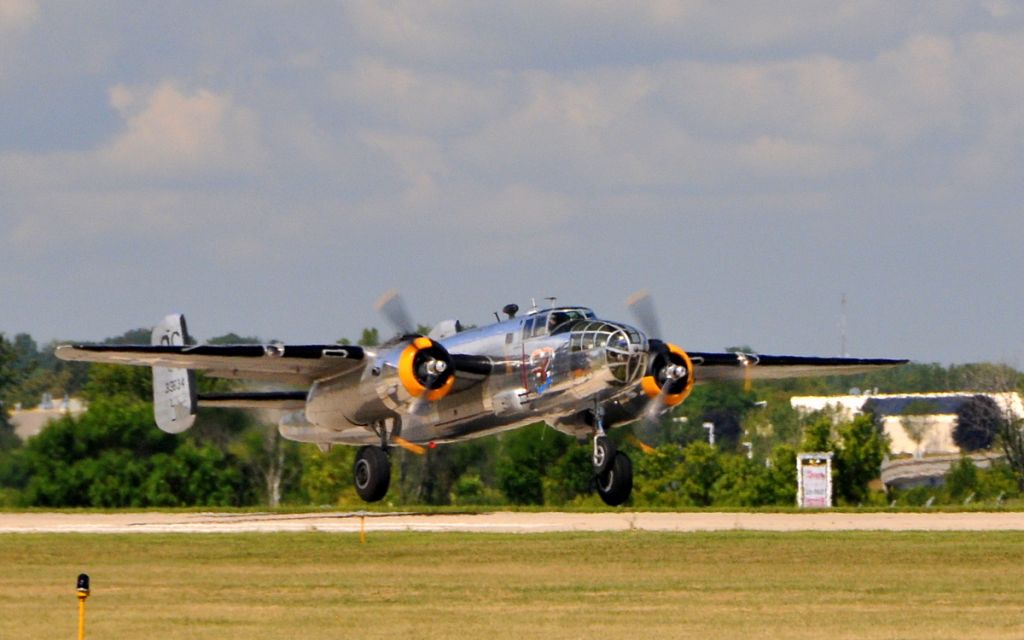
[9,397,86,440]
[791,392,1023,457]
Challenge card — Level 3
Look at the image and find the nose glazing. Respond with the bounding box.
[604,323,646,383]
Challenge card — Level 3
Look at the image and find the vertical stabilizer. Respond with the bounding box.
[151,314,197,433]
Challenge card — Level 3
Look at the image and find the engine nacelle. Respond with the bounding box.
[397,336,456,401]
[640,340,694,407]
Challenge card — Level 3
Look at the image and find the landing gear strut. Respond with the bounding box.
[591,406,616,475]
[591,405,632,506]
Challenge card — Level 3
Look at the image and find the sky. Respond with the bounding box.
[2,1,1023,364]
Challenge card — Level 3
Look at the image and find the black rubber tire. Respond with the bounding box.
[596,452,633,507]
[354,446,391,502]
[592,435,616,475]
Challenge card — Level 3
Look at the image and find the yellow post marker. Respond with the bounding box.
[76,573,90,640]
[359,513,367,544]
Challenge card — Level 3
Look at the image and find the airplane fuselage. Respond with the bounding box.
[293,307,653,446]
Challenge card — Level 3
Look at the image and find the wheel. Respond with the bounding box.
[596,452,632,507]
[592,435,616,474]
[354,446,391,502]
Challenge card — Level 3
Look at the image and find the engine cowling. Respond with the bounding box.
[397,336,455,401]
[640,340,694,407]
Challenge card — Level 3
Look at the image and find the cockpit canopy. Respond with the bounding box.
[522,307,596,339]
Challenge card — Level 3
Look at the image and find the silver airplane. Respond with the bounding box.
[55,292,905,505]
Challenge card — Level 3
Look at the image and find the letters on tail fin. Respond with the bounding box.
[152,314,197,433]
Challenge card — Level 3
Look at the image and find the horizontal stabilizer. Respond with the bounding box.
[56,343,365,385]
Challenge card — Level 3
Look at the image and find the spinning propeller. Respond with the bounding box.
[374,290,458,452]
[626,290,696,444]
[375,288,418,337]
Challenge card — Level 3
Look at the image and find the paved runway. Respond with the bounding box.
[2,510,1024,534]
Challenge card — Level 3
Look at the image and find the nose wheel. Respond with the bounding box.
[593,435,616,475]
[596,451,632,506]
[590,405,632,505]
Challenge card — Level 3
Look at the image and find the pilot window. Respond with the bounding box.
[548,310,583,334]
[522,316,538,338]
[522,314,550,339]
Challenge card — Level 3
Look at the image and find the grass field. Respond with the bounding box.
[2,531,1023,639]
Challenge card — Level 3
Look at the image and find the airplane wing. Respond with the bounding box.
[55,344,365,385]
[689,352,907,383]
[197,391,309,410]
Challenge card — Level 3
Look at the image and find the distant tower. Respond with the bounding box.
[839,293,848,357]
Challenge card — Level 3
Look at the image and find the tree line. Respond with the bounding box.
[1,329,1022,508]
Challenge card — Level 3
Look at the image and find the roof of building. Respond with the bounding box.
[860,394,978,417]
[791,391,1024,419]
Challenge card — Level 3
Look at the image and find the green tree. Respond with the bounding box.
[543,442,592,505]
[978,460,1022,500]
[22,398,176,506]
[0,411,17,452]
[712,455,773,506]
[496,423,567,505]
[954,395,1002,452]
[82,364,151,403]
[9,333,39,377]
[678,441,722,506]
[997,416,1024,491]
[0,336,25,504]
[104,328,153,345]
[0,337,17,452]
[0,334,18,403]
[207,333,261,345]
[800,414,834,452]
[632,444,687,506]
[299,445,357,506]
[764,444,798,505]
[142,441,247,507]
[234,425,302,507]
[21,398,249,507]
[452,473,504,505]
[834,414,889,505]
[676,382,755,451]
[945,457,979,501]
[358,328,380,347]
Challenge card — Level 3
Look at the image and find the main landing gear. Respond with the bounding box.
[591,409,632,506]
[354,420,392,502]
[354,445,391,502]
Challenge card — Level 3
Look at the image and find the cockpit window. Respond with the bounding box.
[548,309,586,334]
[523,308,594,339]
[522,315,541,339]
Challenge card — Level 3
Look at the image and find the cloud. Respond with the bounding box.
[4,3,1024,360]
[99,81,265,178]
[329,59,507,134]
[343,1,497,65]
[0,0,38,82]
[737,136,873,177]
[0,0,37,32]
[359,130,449,204]
[1,80,271,254]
